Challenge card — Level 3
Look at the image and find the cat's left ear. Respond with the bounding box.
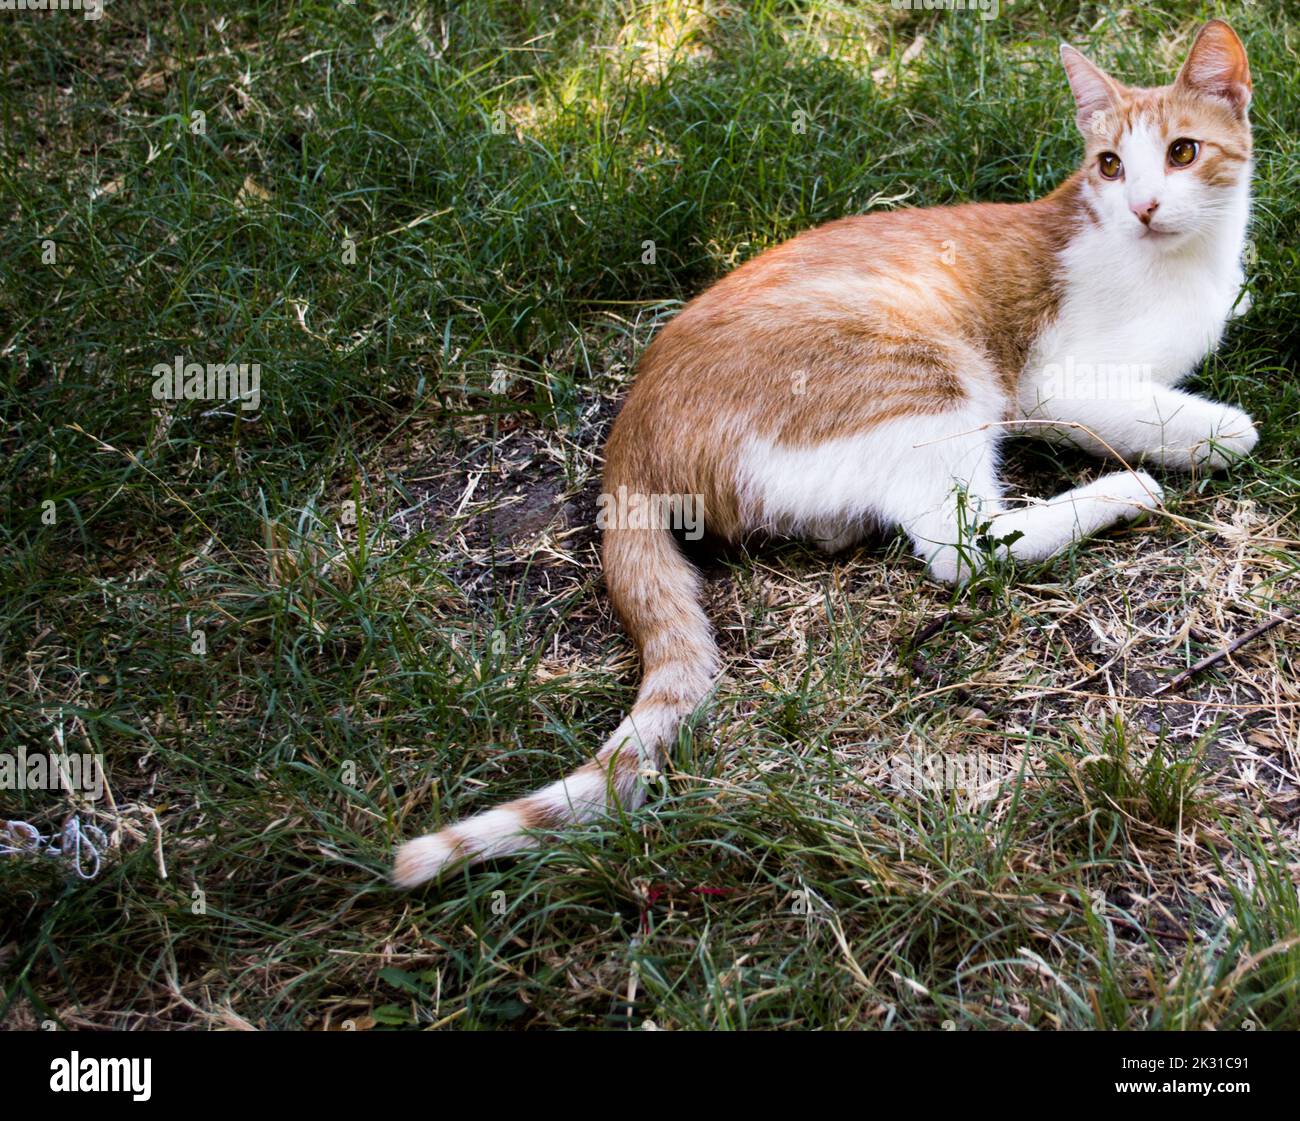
[1175,20,1252,116]
[1060,44,1125,137]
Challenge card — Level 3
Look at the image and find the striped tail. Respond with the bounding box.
[392,515,718,888]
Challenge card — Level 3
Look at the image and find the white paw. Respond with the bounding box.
[923,539,998,586]
[924,546,964,586]
[1199,406,1258,469]
[1086,469,1164,517]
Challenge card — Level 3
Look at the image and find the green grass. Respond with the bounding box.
[2,0,1299,1029]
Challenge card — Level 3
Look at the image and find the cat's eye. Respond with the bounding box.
[1168,138,1199,168]
[1098,152,1123,180]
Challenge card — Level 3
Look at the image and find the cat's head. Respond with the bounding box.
[1060,20,1252,247]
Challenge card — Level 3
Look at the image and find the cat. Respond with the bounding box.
[394,20,1256,887]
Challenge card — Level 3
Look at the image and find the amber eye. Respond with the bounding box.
[1098,151,1123,179]
[1168,138,1199,167]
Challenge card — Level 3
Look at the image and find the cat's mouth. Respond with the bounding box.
[1139,224,1177,239]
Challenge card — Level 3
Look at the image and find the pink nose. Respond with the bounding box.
[1130,198,1159,225]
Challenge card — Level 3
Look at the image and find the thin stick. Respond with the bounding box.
[900,609,1007,720]
[1153,606,1297,696]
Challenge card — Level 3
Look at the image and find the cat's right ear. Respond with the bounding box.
[1060,44,1124,138]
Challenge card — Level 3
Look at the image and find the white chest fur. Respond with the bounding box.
[1021,182,1250,404]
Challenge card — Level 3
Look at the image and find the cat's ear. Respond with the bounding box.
[1175,20,1252,116]
[1059,44,1125,137]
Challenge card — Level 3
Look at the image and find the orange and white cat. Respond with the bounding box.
[395,21,1257,887]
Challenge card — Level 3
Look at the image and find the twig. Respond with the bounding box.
[1153,606,1297,696]
[900,609,1008,721]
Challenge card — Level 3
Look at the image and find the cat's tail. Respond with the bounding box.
[392,515,718,888]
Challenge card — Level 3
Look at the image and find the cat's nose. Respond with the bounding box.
[1130,197,1160,225]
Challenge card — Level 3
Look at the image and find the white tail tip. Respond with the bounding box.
[392,833,459,888]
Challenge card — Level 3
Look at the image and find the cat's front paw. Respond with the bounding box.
[1089,469,1165,518]
[1142,404,1258,472]
[1199,406,1258,470]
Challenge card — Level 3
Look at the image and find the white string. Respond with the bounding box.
[1,815,109,880]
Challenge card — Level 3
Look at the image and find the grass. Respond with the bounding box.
[1,0,1298,1030]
